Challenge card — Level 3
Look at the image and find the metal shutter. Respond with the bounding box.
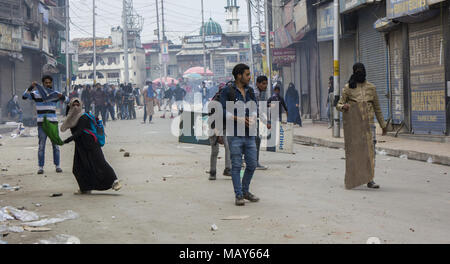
[389,28,405,124]
[318,41,333,120]
[409,15,446,135]
[358,6,389,120]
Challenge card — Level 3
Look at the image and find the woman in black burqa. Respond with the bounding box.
[61,98,122,194]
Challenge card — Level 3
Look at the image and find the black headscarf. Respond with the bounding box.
[348,63,366,89]
[286,83,297,98]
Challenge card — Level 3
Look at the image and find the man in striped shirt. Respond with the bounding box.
[23,75,68,175]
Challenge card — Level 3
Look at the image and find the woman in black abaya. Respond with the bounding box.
[62,98,122,194]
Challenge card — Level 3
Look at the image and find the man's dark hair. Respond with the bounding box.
[256,75,268,84]
[274,86,281,91]
[42,75,53,83]
[232,64,250,80]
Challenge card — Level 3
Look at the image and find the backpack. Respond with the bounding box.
[83,113,106,147]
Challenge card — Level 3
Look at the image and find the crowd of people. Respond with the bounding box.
[17,61,386,205]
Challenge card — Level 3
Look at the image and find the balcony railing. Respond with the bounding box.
[49,6,65,30]
[0,0,22,22]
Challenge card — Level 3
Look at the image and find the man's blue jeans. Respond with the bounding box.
[227,136,257,198]
[38,126,60,168]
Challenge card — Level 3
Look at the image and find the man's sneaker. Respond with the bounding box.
[56,168,63,173]
[209,171,216,181]
[243,192,260,202]
[255,164,268,170]
[223,168,232,176]
[37,169,44,175]
[367,181,380,189]
[235,196,245,206]
[160,115,166,119]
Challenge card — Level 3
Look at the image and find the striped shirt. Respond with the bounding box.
[22,84,68,125]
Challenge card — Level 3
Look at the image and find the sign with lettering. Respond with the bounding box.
[78,38,112,48]
[387,0,429,19]
[273,48,296,65]
[317,2,334,42]
[185,35,222,44]
[0,24,22,52]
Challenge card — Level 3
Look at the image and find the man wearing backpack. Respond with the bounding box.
[218,64,259,206]
[208,83,232,180]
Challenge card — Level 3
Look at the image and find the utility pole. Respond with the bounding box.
[155,0,162,86]
[65,0,70,94]
[264,0,272,98]
[332,0,341,138]
[161,0,167,86]
[123,0,129,84]
[257,0,262,35]
[201,0,207,77]
[93,0,97,85]
[247,0,254,86]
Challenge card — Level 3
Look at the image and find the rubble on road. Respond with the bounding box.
[210,224,218,231]
[23,226,51,232]
[124,152,130,157]
[221,215,250,220]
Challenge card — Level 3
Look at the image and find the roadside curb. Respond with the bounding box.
[294,135,450,167]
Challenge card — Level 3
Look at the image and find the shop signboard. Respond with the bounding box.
[317,2,334,42]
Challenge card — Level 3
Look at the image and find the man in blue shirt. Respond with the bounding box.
[219,64,259,206]
[23,75,68,175]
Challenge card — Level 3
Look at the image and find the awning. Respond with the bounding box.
[0,50,24,62]
[374,17,400,32]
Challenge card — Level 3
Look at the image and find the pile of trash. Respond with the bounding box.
[0,206,79,243]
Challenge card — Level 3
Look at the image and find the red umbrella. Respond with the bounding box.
[152,77,179,85]
[184,67,214,76]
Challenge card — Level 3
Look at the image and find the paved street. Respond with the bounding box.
[1,108,450,244]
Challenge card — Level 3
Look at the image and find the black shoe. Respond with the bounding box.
[367,181,380,189]
[255,164,268,170]
[37,169,44,175]
[243,192,260,202]
[223,168,232,176]
[209,171,216,181]
[235,196,245,206]
[56,168,63,173]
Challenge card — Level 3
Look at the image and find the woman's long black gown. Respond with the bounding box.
[66,115,117,192]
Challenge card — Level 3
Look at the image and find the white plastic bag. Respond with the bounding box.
[3,206,39,222]
[23,210,79,227]
[39,234,80,244]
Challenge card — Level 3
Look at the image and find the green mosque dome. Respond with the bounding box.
[200,18,223,36]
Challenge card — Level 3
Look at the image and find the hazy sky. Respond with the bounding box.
[69,0,257,44]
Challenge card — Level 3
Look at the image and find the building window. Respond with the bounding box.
[213,58,225,77]
[107,72,120,78]
[226,55,238,63]
[239,52,248,62]
[134,72,136,76]
[108,57,117,65]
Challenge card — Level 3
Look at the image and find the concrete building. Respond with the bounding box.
[143,41,182,82]
[0,0,71,125]
[73,26,146,87]
[271,0,450,136]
